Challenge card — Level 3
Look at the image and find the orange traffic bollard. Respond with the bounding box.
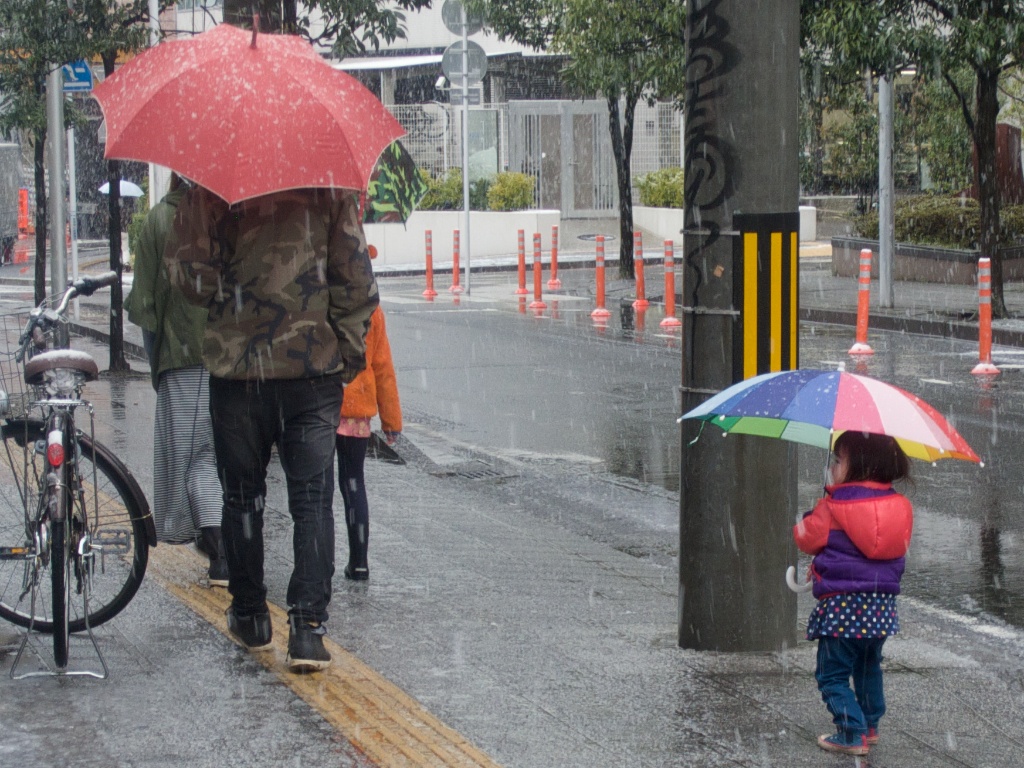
[450,230,464,295]
[848,248,874,355]
[423,230,437,298]
[632,232,649,310]
[972,257,1000,376]
[591,235,612,320]
[529,233,547,310]
[547,225,561,289]
[515,229,528,295]
[660,240,681,328]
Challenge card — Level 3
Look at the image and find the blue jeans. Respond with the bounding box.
[815,636,887,740]
[210,375,343,624]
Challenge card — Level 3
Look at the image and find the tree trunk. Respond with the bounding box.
[103,52,129,371]
[223,0,297,32]
[975,69,1007,317]
[608,93,639,279]
[33,129,46,307]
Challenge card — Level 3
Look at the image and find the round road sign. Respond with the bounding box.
[441,0,485,36]
[441,40,488,88]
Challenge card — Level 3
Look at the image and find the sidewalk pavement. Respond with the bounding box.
[7,246,1024,766]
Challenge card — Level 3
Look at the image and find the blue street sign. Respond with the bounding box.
[62,60,94,93]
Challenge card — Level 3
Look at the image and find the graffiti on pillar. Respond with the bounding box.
[682,0,739,303]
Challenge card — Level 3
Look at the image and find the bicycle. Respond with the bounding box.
[0,272,155,678]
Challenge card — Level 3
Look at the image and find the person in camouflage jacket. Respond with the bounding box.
[165,186,379,672]
[167,186,378,382]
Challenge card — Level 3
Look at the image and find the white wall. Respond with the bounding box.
[633,206,817,243]
[366,209,561,271]
[167,3,534,56]
[378,4,531,54]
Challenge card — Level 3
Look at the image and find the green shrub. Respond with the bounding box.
[853,194,1024,249]
[470,177,491,210]
[418,169,536,211]
[418,169,464,211]
[635,167,685,208]
[487,172,536,211]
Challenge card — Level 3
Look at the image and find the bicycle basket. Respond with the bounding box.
[0,310,37,419]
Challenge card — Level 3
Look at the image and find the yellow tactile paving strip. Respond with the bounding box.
[148,544,503,768]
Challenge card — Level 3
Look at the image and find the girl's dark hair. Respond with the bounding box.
[834,431,910,484]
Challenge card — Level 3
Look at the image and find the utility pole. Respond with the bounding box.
[460,2,471,295]
[46,67,67,302]
[679,0,799,652]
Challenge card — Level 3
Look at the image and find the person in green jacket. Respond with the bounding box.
[125,173,227,586]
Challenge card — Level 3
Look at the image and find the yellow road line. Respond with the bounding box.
[148,544,502,768]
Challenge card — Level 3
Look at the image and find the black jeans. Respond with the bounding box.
[209,374,343,624]
[336,435,370,566]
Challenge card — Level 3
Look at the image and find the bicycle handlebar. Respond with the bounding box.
[16,271,120,359]
[56,271,119,313]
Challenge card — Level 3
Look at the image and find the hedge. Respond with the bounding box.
[635,167,685,209]
[419,170,537,212]
[854,194,1024,249]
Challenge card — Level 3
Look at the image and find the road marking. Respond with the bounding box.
[149,545,502,768]
[919,378,953,385]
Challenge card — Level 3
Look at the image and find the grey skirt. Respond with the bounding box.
[153,365,222,543]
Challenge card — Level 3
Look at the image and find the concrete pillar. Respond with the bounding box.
[679,0,800,652]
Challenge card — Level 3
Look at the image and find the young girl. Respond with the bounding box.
[794,430,913,756]
[336,303,402,581]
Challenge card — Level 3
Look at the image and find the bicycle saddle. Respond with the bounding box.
[24,349,99,384]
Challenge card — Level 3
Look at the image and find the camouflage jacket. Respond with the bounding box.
[165,187,379,382]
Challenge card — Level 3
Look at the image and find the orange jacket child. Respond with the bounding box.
[338,306,402,438]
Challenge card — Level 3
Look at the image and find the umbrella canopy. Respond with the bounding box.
[98,180,144,197]
[679,368,980,463]
[363,140,428,224]
[92,24,405,205]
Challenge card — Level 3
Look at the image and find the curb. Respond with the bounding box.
[801,307,1024,348]
[69,321,148,362]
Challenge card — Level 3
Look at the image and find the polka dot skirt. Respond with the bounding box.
[806,593,900,640]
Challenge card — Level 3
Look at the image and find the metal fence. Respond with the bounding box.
[630,102,683,181]
[388,100,681,214]
[387,103,510,181]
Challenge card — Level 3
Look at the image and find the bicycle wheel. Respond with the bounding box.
[0,420,150,633]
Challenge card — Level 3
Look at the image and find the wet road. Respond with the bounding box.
[374,273,1024,631]
[1,271,1023,766]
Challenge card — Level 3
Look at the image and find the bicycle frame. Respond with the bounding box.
[0,272,141,679]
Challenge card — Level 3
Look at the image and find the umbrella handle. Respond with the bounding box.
[786,565,813,593]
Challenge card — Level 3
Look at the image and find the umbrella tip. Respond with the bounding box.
[837,361,846,372]
[251,13,259,48]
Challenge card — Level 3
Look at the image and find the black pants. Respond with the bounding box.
[336,435,369,566]
[210,375,343,624]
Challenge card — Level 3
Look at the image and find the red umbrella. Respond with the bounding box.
[92,24,405,205]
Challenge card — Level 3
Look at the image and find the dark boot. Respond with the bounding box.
[344,521,369,581]
[200,526,229,587]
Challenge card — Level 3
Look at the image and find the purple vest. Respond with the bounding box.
[810,485,906,599]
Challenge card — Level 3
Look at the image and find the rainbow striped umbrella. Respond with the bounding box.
[679,369,980,463]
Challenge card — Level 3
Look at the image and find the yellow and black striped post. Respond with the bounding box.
[732,212,800,381]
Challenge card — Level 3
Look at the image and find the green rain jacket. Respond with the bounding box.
[125,186,208,390]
